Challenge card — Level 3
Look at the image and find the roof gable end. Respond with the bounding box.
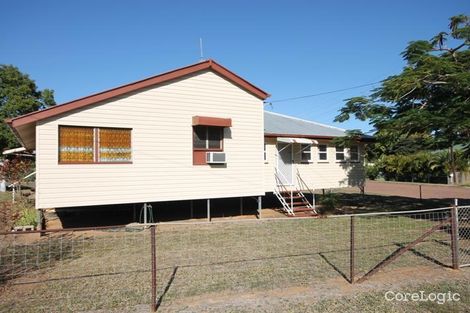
[7,59,270,128]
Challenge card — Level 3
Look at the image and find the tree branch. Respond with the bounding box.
[398,86,418,100]
[423,80,448,85]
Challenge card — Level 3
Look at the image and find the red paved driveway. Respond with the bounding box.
[364,180,470,200]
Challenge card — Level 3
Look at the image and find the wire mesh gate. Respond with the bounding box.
[457,206,470,267]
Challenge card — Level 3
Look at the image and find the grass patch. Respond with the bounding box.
[13,200,37,227]
[0,212,461,312]
[295,279,470,313]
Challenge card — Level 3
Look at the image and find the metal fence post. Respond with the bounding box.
[350,216,355,284]
[150,225,157,312]
[450,200,460,270]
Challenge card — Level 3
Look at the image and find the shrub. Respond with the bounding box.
[365,164,380,180]
[13,200,37,227]
[0,157,35,183]
[318,192,339,215]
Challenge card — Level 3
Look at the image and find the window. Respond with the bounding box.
[336,146,345,161]
[193,126,223,150]
[98,128,132,162]
[59,126,94,163]
[350,145,359,161]
[59,126,131,164]
[318,144,327,161]
[300,144,312,162]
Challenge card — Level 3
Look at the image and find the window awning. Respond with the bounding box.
[193,116,232,127]
[276,137,318,145]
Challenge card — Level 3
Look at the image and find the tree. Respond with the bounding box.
[0,65,56,150]
[335,15,470,183]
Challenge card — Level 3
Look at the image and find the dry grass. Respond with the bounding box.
[1,209,464,312]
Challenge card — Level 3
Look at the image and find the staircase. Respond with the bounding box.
[274,169,318,217]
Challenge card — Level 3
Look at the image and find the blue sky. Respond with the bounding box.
[1,1,468,133]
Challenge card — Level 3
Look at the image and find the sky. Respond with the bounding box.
[1,0,468,134]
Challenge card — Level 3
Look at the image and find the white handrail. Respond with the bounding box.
[275,167,292,187]
[296,169,316,212]
[8,171,36,187]
[274,169,294,215]
[275,168,318,216]
[7,171,36,203]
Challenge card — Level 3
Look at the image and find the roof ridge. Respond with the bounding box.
[8,60,270,128]
[264,110,346,132]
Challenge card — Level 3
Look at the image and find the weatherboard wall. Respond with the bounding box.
[35,70,265,209]
[263,140,366,191]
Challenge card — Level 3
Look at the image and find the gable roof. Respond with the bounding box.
[6,59,270,129]
[264,111,373,141]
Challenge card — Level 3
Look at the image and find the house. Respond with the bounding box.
[6,60,368,222]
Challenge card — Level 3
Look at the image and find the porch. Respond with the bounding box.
[271,137,319,216]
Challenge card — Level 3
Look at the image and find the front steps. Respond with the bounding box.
[279,191,318,217]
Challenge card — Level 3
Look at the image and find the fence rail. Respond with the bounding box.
[0,206,467,312]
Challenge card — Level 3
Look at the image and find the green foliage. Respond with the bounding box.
[14,200,37,227]
[365,164,380,180]
[334,15,470,181]
[318,191,339,214]
[331,129,364,148]
[0,65,56,150]
[367,150,469,183]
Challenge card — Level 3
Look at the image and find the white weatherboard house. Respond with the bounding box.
[7,60,367,220]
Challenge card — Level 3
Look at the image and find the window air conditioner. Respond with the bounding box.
[206,152,226,164]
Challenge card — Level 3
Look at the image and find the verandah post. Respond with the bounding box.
[350,215,355,283]
[450,198,460,270]
[144,203,148,224]
[150,225,157,312]
[207,199,211,222]
[257,196,262,219]
[190,200,194,219]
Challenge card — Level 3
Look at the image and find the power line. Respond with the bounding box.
[266,81,382,104]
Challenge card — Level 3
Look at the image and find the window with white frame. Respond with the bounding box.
[335,146,345,161]
[300,144,312,162]
[350,145,359,161]
[318,144,327,161]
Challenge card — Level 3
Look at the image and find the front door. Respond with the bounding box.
[277,143,293,185]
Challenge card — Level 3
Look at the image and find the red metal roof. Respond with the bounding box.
[6,59,270,128]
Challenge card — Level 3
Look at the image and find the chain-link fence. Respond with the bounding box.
[0,207,465,312]
[458,206,470,267]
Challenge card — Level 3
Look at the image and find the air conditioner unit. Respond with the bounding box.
[206,152,226,164]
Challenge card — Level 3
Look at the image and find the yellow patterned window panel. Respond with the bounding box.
[59,126,94,163]
[98,128,132,163]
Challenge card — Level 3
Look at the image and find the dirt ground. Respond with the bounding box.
[89,266,470,313]
[151,266,470,313]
